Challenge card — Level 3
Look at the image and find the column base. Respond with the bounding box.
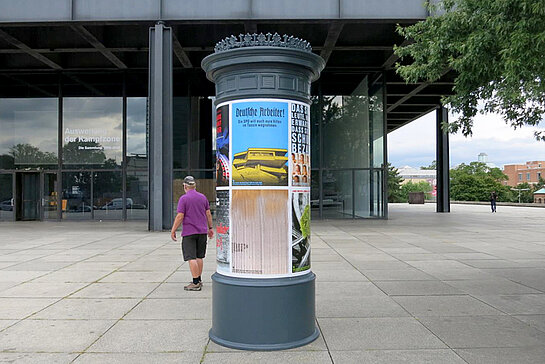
[209,272,318,351]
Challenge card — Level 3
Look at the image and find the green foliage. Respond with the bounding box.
[420,160,436,170]
[535,177,545,190]
[387,163,404,202]
[450,162,511,201]
[300,204,311,238]
[8,143,57,165]
[395,0,545,140]
[511,182,534,203]
[400,181,433,202]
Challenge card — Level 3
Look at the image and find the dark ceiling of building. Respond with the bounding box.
[0,20,455,132]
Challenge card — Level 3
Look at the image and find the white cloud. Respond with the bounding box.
[388,110,545,169]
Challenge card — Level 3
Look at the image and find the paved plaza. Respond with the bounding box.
[1,203,545,363]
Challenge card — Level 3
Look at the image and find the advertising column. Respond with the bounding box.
[202,33,324,350]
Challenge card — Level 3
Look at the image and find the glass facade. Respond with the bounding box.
[311,75,386,218]
[0,72,386,222]
[0,72,150,221]
[0,173,13,221]
[172,96,216,217]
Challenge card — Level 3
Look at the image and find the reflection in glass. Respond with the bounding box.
[354,169,371,218]
[370,84,384,168]
[323,78,370,169]
[190,98,213,169]
[0,98,58,169]
[43,173,58,220]
[0,173,13,221]
[310,97,320,169]
[63,98,122,168]
[310,170,320,219]
[311,75,386,219]
[127,171,148,220]
[322,170,352,219]
[173,98,190,169]
[127,97,148,169]
[62,172,92,220]
[93,171,122,220]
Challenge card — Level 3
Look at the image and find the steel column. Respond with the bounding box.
[148,22,173,231]
[436,106,450,212]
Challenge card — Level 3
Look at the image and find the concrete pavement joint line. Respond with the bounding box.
[468,294,545,335]
[315,318,334,363]
[2,230,146,289]
[0,234,167,335]
[69,241,182,363]
[199,338,210,364]
[315,229,470,363]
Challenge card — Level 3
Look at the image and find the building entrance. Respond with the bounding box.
[15,172,40,221]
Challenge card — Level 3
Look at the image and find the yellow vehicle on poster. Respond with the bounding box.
[232,148,288,185]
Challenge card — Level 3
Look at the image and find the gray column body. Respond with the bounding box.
[202,39,324,350]
[148,23,173,231]
[436,106,450,212]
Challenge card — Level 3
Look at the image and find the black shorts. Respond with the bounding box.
[181,234,207,261]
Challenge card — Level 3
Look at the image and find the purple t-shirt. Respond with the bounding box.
[177,189,210,236]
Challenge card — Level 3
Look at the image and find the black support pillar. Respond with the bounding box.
[148,22,173,231]
[436,106,450,212]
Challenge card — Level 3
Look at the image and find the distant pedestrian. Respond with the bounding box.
[170,176,214,291]
[490,191,497,213]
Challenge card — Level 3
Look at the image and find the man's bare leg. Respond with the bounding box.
[188,259,200,279]
[196,258,204,277]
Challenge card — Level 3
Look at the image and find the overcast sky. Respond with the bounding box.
[388,110,545,169]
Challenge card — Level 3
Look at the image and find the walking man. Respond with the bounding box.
[490,190,498,213]
[170,176,214,291]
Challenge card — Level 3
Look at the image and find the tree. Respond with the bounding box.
[511,182,533,203]
[387,163,404,202]
[420,160,436,170]
[450,162,511,201]
[8,143,57,165]
[62,141,107,165]
[395,0,545,140]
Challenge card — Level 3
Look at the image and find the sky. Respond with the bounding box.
[388,110,545,169]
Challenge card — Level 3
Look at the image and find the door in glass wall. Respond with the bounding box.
[0,173,14,221]
[62,172,92,220]
[15,172,40,221]
[43,173,59,220]
[93,171,122,220]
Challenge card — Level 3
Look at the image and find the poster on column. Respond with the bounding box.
[292,190,311,273]
[290,102,310,187]
[231,101,289,186]
[216,104,230,187]
[215,190,230,274]
[231,189,290,275]
[215,99,311,278]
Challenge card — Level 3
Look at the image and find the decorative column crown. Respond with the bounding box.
[214,33,312,53]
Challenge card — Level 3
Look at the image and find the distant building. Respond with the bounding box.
[477,152,497,169]
[397,166,436,185]
[503,161,545,187]
[534,188,545,204]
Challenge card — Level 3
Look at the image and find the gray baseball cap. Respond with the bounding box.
[183,175,196,185]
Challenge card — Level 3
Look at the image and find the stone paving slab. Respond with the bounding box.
[329,349,466,364]
[0,204,545,363]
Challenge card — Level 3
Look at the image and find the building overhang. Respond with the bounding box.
[0,0,454,132]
